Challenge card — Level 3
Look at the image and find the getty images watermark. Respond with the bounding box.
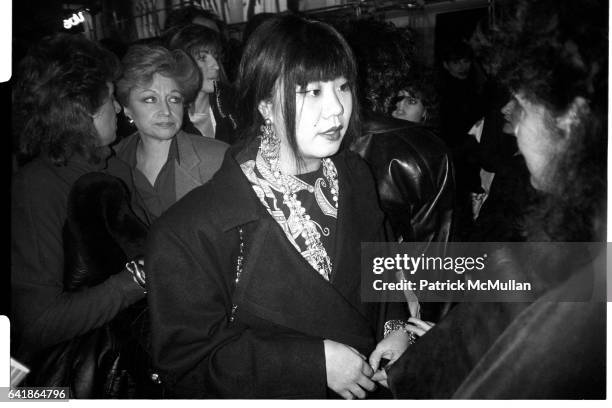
[360,242,607,302]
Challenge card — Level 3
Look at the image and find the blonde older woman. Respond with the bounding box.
[114,44,228,224]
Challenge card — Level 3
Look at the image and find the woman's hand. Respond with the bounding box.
[370,318,436,388]
[324,339,376,399]
[369,330,411,389]
[369,330,412,372]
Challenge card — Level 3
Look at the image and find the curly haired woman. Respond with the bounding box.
[386,0,606,398]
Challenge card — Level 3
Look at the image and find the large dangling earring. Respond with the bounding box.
[259,118,280,167]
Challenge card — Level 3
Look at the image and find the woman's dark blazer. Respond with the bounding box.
[11,154,145,356]
[146,147,405,398]
[112,130,228,226]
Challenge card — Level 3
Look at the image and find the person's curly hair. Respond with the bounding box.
[12,33,121,165]
[337,18,417,114]
[395,67,440,126]
[475,0,607,241]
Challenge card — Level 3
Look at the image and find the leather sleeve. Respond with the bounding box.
[146,205,327,398]
[352,123,455,245]
[352,121,456,324]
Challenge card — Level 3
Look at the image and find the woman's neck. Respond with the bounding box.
[277,143,321,175]
[191,91,211,115]
[136,135,173,185]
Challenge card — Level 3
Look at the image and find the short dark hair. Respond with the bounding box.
[12,33,121,165]
[115,44,200,107]
[236,14,360,164]
[166,24,226,83]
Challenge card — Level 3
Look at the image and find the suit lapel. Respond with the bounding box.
[330,156,354,290]
[174,132,203,201]
[330,154,381,307]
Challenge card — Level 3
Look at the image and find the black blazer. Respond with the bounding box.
[146,147,405,398]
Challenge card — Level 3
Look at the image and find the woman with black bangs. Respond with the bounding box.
[146,15,411,399]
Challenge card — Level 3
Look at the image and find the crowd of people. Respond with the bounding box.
[10,0,606,399]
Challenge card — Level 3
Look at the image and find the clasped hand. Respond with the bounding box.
[324,318,434,398]
[324,331,411,399]
[370,318,435,388]
[324,339,376,399]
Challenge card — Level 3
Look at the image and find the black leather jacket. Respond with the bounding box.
[351,113,454,245]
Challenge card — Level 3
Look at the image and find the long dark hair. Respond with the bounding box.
[166,24,227,83]
[12,33,121,165]
[235,14,361,164]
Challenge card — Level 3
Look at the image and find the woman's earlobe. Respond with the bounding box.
[257,100,273,121]
[557,96,589,138]
[123,108,134,124]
